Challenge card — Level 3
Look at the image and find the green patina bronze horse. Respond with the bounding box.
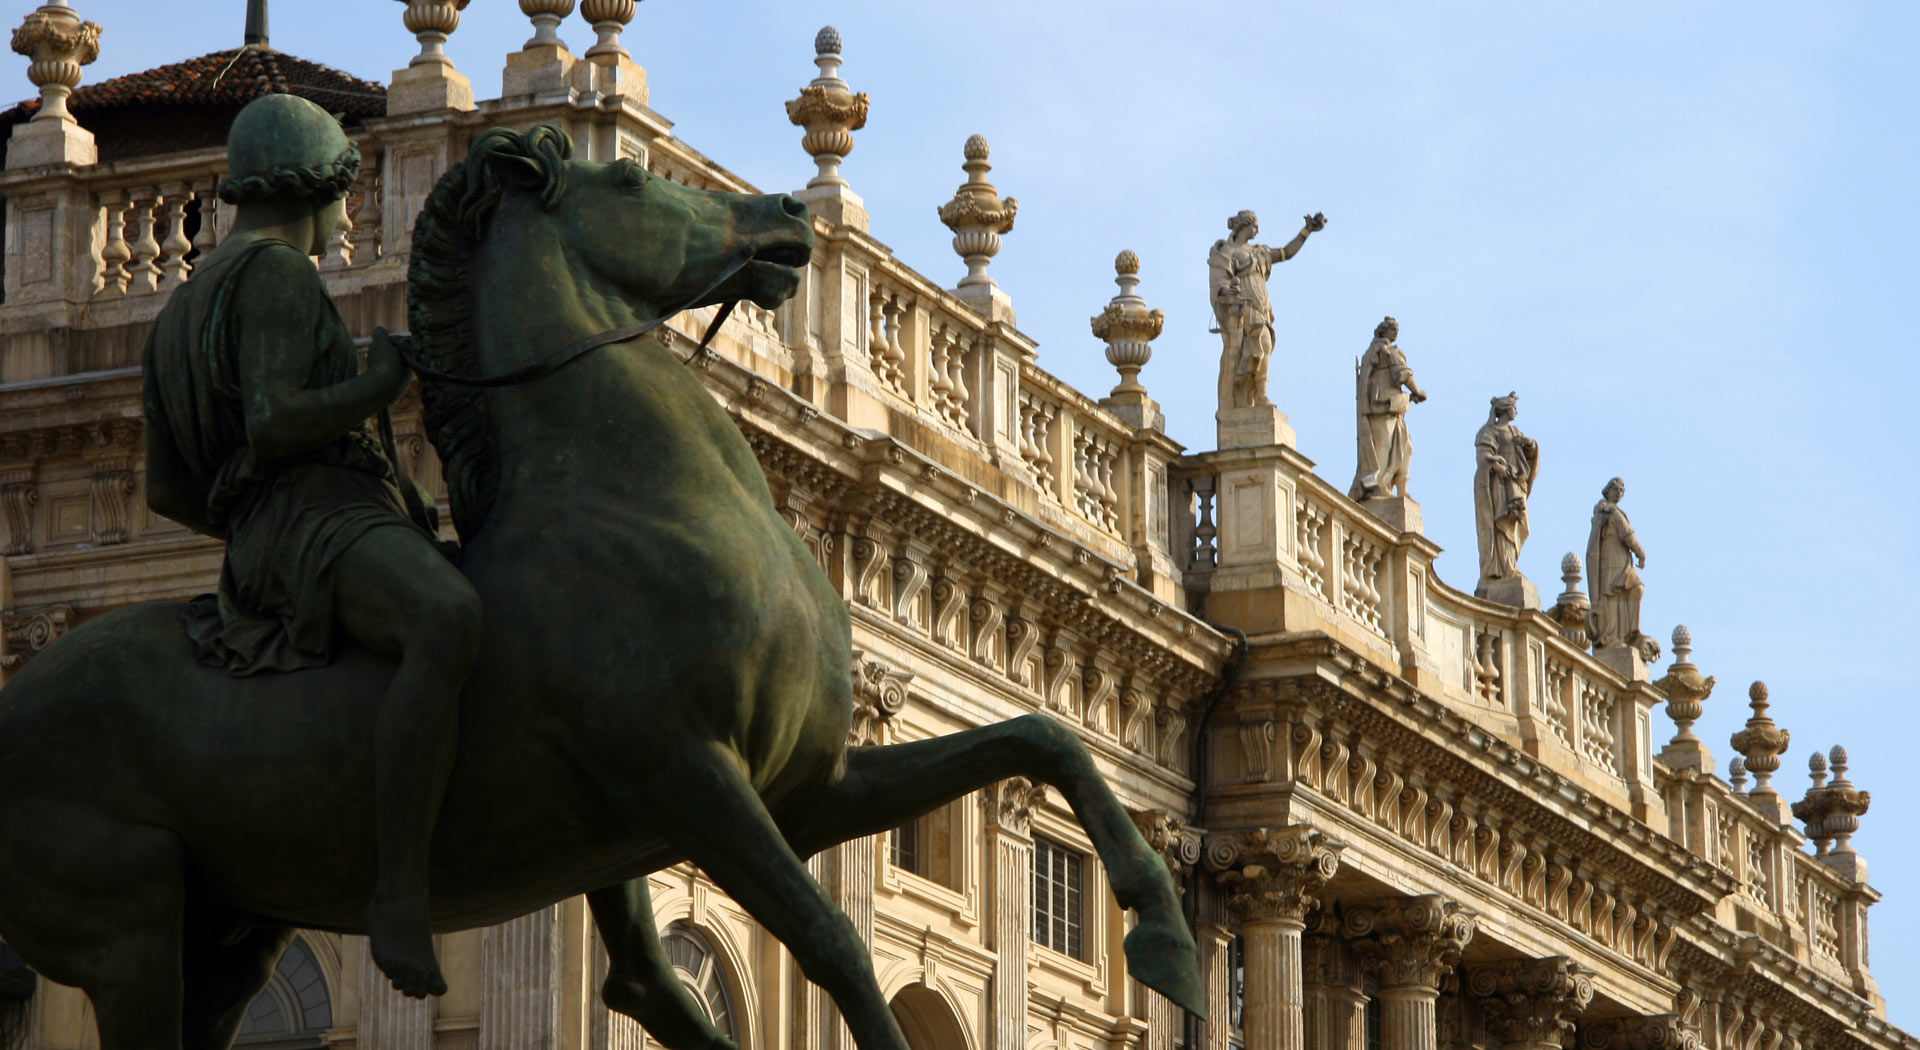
[0,125,1203,1050]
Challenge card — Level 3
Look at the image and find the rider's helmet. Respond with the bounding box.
[219,94,360,207]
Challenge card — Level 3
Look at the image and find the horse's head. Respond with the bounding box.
[419,126,813,329]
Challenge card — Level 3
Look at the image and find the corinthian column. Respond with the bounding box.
[1344,896,1478,1050]
[1467,957,1596,1050]
[985,778,1048,1050]
[1205,827,1345,1050]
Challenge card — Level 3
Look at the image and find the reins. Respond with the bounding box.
[397,248,752,389]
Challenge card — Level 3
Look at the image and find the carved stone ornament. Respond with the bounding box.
[10,4,101,125]
[848,649,912,747]
[1466,957,1596,1049]
[1547,552,1592,650]
[1652,625,1715,746]
[1578,1016,1701,1050]
[1091,250,1166,399]
[1343,895,1479,992]
[786,26,870,192]
[1792,745,1869,858]
[1728,681,1790,799]
[938,135,1018,292]
[983,776,1047,836]
[1203,825,1343,925]
[2,603,75,669]
[1129,807,1203,881]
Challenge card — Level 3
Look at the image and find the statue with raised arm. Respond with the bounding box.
[1348,316,1425,501]
[1208,208,1326,409]
[1473,392,1538,596]
[1585,477,1649,651]
[140,94,479,998]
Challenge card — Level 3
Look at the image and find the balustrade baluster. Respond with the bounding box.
[127,189,163,295]
[96,190,131,298]
[158,183,193,288]
[946,335,971,427]
[929,324,954,415]
[867,291,887,377]
[880,296,906,391]
[190,179,219,260]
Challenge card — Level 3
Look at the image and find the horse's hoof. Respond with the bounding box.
[368,901,447,999]
[603,973,733,1050]
[1124,920,1208,1019]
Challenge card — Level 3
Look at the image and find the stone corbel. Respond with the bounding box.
[848,650,912,747]
[0,466,37,556]
[1467,957,1596,1049]
[1129,808,1203,883]
[1154,697,1189,769]
[88,453,137,546]
[1343,895,1479,992]
[1204,825,1344,925]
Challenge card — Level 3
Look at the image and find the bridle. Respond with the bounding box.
[396,247,753,389]
[378,247,753,541]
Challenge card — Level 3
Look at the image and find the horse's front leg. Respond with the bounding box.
[587,879,737,1050]
[780,713,1206,1018]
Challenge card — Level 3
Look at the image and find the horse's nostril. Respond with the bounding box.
[780,195,808,219]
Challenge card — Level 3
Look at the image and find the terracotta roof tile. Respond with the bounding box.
[0,47,385,128]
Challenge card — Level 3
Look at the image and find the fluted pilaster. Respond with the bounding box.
[1205,828,1344,1050]
[479,906,563,1050]
[1467,957,1596,1050]
[1306,920,1366,1050]
[985,778,1047,1050]
[357,938,434,1050]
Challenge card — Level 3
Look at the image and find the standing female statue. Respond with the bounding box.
[1348,316,1425,500]
[140,94,479,998]
[1585,477,1648,650]
[1473,392,1538,593]
[1208,208,1326,409]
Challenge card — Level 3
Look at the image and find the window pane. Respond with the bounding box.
[1031,836,1085,959]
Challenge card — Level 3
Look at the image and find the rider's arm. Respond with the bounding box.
[140,346,224,539]
[235,247,410,463]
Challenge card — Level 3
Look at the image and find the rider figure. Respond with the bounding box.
[141,94,479,998]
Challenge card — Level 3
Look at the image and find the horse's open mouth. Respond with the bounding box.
[752,243,813,268]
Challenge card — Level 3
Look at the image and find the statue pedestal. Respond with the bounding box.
[388,63,476,115]
[1658,739,1714,775]
[1216,405,1294,451]
[5,119,95,169]
[1359,494,1421,536]
[1593,644,1649,682]
[1475,573,1538,610]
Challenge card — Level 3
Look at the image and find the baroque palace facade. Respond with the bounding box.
[0,4,1903,1050]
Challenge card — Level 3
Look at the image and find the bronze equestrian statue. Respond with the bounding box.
[0,97,1204,1050]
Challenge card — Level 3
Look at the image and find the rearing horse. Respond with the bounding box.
[0,126,1204,1050]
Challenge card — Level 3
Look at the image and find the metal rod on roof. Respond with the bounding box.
[244,0,269,49]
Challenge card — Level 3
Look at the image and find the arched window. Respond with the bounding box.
[236,935,332,1048]
[662,925,737,1042]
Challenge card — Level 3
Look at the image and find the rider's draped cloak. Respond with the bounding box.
[142,235,421,675]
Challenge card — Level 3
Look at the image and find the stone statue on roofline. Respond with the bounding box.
[1473,392,1539,608]
[1348,316,1425,502]
[1208,208,1325,411]
[1585,477,1660,673]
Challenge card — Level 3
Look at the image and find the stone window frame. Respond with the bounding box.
[1025,805,1112,999]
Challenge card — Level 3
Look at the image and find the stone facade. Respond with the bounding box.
[0,7,1904,1050]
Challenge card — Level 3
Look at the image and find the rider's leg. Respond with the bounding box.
[332,525,482,998]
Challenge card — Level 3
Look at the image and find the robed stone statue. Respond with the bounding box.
[1473,392,1538,602]
[1208,208,1325,410]
[1348,316,1425,501]
[1585,477,1650,653]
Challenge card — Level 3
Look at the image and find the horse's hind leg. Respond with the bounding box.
[588,879,737,1050]
[180,924,294,1050]
[650,745,909,1050]
[780,713,1205,1017]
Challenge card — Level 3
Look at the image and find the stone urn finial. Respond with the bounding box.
[785,25,869,193]
[518,0,574,50]
[1794,745,1870,868]
[397,0,470,68]
[1653,624,1715,750]
[11,0,101,125]
[579,0,637,62]
[938,134,1019,294]
[1547,552,1592,649]
[1091,249,1165,399]
[1729,756,1748,793]
[1729,681,1790,802]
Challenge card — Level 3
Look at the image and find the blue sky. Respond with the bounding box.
[35,0,1920,1026]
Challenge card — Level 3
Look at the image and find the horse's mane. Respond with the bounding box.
[407,124,573,540]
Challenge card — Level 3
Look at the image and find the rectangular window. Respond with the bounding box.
[889,819,920,873]
[1032,835,1085,959]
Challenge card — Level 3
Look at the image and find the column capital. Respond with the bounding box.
[1343,895,1477,992]
[1467,957,1596,1049]
[848,649,911,746]
[1204,826,1343,925]
[1578,1016,1701,1050]
[983,776,1047,838]
[1130,807,1203,882]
